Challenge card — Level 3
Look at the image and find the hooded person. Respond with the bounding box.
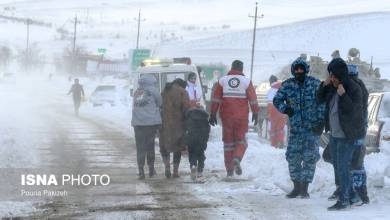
[186,72,202,108]
[160,78,190,178]
[209,60,260,177]
[347,64,370,205]
[273,57,325,199]
[266,75,287,148]
[185,107,211,180]
[317,58,365,210]
[131,75,162,179]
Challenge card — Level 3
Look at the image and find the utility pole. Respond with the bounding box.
[25,18,31,71]
[73,15,78,55]
[249,2,264,81]
[72,15,78,74]
[134,9,146,49]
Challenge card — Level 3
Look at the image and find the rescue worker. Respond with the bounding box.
[186,72,202,108]
[266,75,287,148]
[67,78,85,116]
[317,58,365,210]
[209,60,259,177]
[273,57,325,199]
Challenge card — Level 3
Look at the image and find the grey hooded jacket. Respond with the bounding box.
[131,75,162,126]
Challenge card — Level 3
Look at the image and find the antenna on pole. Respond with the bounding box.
[134,9,146,49]
[25,18,31,72]
[249,2,264,81]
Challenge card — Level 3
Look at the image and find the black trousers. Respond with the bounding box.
[188,144,206,172]
[134,125,159,169]
[73,98,81,115]
[160,148,181,165]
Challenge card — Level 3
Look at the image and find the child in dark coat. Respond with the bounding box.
[185,107,210,180]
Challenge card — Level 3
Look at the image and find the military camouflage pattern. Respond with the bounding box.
[273,75,325,183]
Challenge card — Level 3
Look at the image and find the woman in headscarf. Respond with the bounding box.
[160,78,190,178]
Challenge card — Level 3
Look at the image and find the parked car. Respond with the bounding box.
[0,72,16,83]
[320,92,390,153]
[89,85,117,107]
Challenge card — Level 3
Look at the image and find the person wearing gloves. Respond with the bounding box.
[209,60,259,177]
[273,57,325,199]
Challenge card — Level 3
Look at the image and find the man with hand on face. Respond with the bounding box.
[273,57,325,199]
[317,58,365,210]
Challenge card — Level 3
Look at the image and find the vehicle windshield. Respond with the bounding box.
[94,86,116,93]
[379,94,390,119]
[140,73,160,88]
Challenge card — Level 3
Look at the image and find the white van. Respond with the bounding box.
[134,61,206,107]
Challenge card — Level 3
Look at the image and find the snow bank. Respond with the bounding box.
[200,124,390,216]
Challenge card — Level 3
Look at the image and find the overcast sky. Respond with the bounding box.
[1,0,390,30]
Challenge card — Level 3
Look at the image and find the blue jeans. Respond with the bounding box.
[350,139,367,201]
[330,137,358,204]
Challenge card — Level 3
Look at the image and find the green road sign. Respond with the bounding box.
[97,48,106,54]
[198,64,228,80]
[129,49,151,71]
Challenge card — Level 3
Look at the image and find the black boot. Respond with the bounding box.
[138,167,145,180]
[162,156,171,179]
[173,163,180,178]
[300,182,310,198]
[328,187,340,201]
[227,170,234,177]
[148,165,156,178]
[233,158,242,175]
[327,201,350,211]
[357,186,370,204]
[286,181,300,198]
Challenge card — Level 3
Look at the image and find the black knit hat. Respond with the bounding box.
[173,78,187,89]
[231,60,244,72]
[188,72,197,81]
[269,75,278,84]
[328,58,349,83]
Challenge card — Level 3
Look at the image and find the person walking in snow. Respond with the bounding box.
[131,75,162,180]
[185,107,210,180]
[67,78,85,116]
[317,58,365,210]
[186,72,202,108]
[160,78,190,178]
[266,75,287,148]
[347,64,370,205]
[326,64,370,205]
[209,60,259,177]
[273,57,325,199]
